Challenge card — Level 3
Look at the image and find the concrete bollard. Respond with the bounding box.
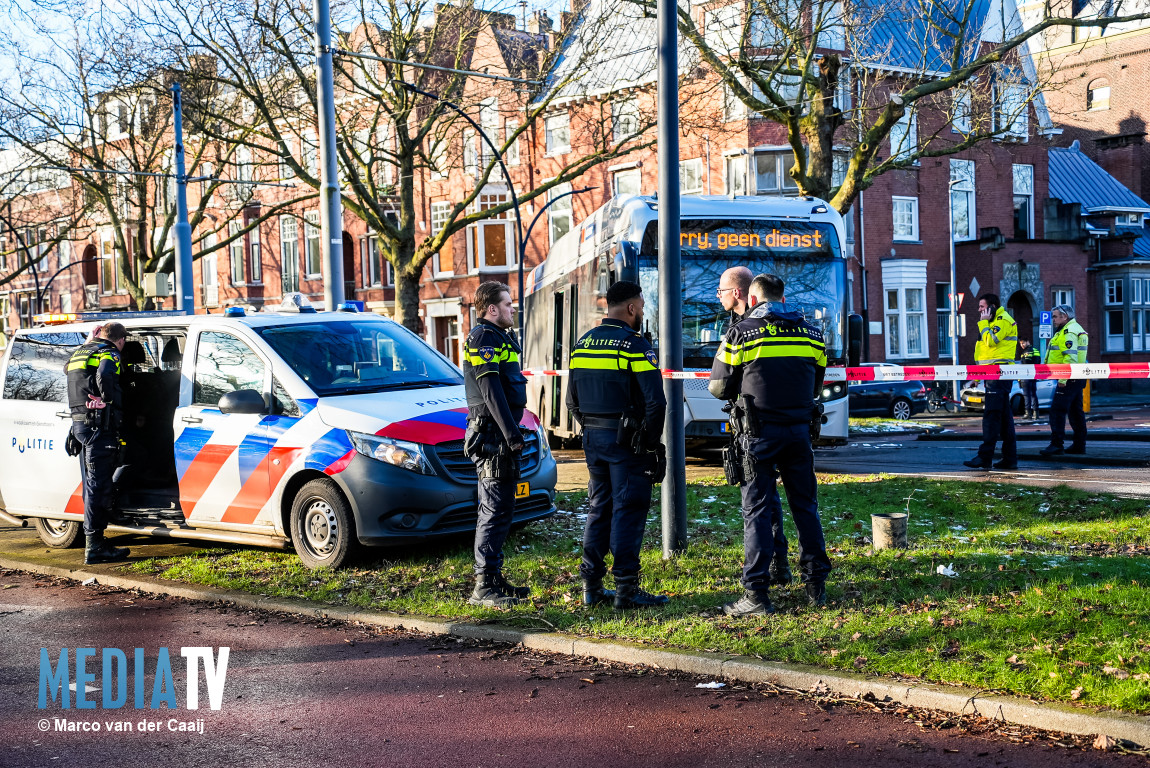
[872,512,909,550]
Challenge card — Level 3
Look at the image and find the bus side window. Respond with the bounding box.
[596,255,609,296]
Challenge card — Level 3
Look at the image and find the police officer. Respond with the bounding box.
[463,281,529,607]
[1018,339,1040,420]
[566,280,669,609]
[1041,304,1089,455]
[717,266,753,330]
[964,293,1018,470]
[65,321,130,565]
[709,274,832,615]
[719,272,792,587]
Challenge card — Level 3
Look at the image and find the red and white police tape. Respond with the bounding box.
[521,362,1150,382]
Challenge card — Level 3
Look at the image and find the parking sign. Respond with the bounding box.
[1039,310,1053,339]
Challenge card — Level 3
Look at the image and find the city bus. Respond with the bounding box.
[522,194,860,448]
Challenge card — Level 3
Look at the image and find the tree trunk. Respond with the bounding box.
[393,264,422,334]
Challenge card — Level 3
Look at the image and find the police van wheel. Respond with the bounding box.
[34,518,83,548]
[290,479,355,570]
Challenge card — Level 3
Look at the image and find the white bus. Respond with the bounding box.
[522,194,860,447]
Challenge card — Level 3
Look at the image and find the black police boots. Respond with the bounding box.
[613,578,669,609]
[582,577,616,607]
[723,589,775,617]
[805,582,828,607]
[490,573,530,599]
[769,557,793,586]
[84,533,130,565]
[468,574,523,608]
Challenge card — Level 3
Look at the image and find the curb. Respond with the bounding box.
[4,554,1149,746]
[919,431,1150,443]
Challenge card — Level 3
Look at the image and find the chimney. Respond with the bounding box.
[527,9,553,34]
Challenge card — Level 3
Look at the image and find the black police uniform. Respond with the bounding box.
[462,319,528,592]
[725,306,791,585]
[709,302,832,603]
[65,339,130,563]
[566,318,667,606]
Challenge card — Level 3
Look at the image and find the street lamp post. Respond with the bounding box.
[34,257,108,313]
[520,186,596,295]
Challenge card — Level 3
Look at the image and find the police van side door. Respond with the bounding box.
[0,331,87,516]
[173,328,274,529]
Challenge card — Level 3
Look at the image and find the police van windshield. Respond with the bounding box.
[638,219,845,367]
[257,319,463,396]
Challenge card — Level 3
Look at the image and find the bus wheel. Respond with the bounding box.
[290,479,356,569]
[34,518,83,548]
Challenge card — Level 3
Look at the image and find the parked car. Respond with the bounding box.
[960,379,1056,414]
[847,363,929,420]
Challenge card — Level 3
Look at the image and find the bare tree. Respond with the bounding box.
[0,1,313,309]
[145,0,671,330]
[650,0,1150,212]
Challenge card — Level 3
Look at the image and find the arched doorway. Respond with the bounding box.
[1007,290,1036,347]
[342,231,355,299]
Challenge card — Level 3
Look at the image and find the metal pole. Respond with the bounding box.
[315,0,345,310]
[948,179,960,401]
[657,0,686,557]
[171,83,195,313]
[520,186,596,332]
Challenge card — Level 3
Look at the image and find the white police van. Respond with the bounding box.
[0,301,556,568]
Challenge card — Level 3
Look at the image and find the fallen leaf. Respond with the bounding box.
[580,678,596,684]
[851,632,862,641]
[1071,687,1084,700]
[1094,734,1118,751]
[1102,666,1130,679]
[830,649,841,657]
[853,656,867,669]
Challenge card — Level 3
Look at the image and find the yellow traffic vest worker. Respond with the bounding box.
[964,294,1018,470]
[1041,305,1089,456]
[974,306,1018,364]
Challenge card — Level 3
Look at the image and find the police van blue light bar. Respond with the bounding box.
[336,301,362,313]
[224,307,246,317]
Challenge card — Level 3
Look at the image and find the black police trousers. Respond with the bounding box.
[580,427,652,581]
[977,380,1017,464]
[72,424,119,536]
[472,461,520,576]
[741,423,831,590]
[1049,380,1087,450]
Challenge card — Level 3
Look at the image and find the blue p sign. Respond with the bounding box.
[1040,311,1052,325]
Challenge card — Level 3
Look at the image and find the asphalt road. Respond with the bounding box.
[1,570,1142,767]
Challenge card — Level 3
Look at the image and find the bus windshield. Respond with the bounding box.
[638,219,846,367]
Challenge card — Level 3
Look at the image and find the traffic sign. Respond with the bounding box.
[1039,310,1053,339]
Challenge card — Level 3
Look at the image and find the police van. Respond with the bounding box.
[0,302,557,569]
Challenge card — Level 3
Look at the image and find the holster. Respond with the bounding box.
[65,430,83,457]
[477,445,519,481]
[809,401,826,441]
[721,443,744,486]
[464,415,502,460]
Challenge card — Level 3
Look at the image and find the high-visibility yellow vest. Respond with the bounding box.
[975,307,1018,364]
[1045,319,1088,365]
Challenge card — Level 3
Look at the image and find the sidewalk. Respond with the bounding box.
[914,437,1148,467]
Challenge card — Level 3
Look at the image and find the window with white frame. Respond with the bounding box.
[429,139,447,181]
[200,162,214,198]
[952,89,972,134]
[545,113,570,156]
[57,238,70,268]
[505,124,520,166]
[704,4,741,56]
[480,98,498,165]
[889,109,918,162]
[303,130,318,176]
[467,191,515,270]
[377,122,394,185]
[1087,79,1110,111]
[548,182,573,246]
[680,158,704,194]
[1104,278,1124,352]
[936,283,953,356]
[100,228,116,295]
[247,217,262,283]
[463,130,478,176]
[892,196,919,241]
[280,215,300,293]
[1118,213,1144,227]
[612,98,640,143]
[1052,287,1074,309]
[753,151,800,195]
[228,220,245,284]
[362,235,382,287]
[749,0,801,47]
[304,211,321,276]
[995,82,1028,141]
[726,154,747,195]
[278,139,295,181]
[882,260,928,359]
[431,201,454,276]
[1013,164,1034,239]
[613,168,641,196]
[950,159,976,241]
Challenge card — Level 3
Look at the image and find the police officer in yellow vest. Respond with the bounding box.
[1041,304,1089,456]
[964,293,1018,470]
